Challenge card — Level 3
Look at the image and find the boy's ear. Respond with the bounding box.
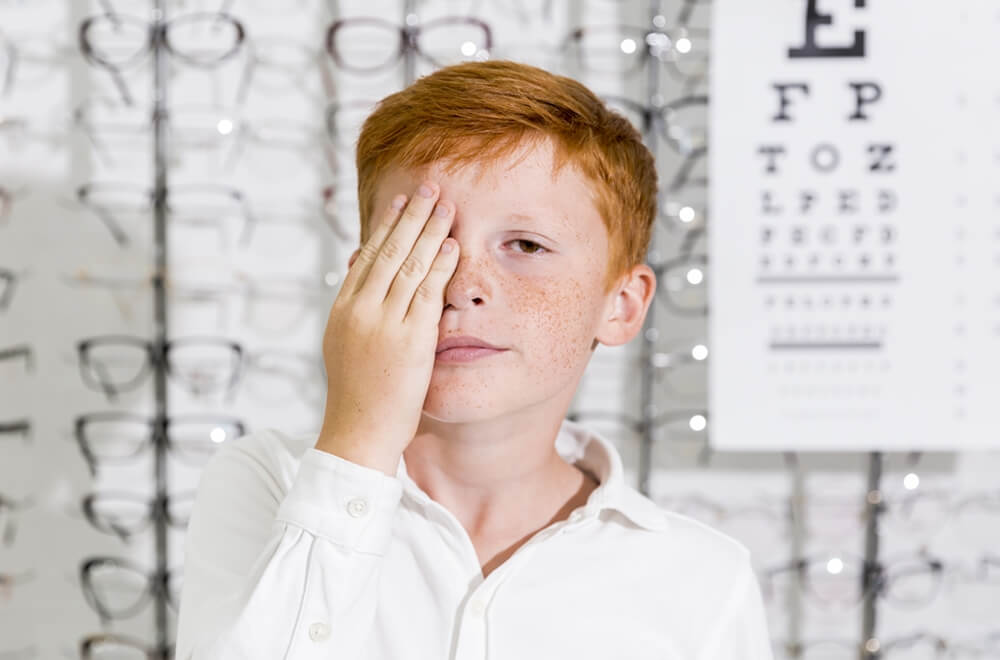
[592,264,657,350]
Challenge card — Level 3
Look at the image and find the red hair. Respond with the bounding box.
[355,60,658,294]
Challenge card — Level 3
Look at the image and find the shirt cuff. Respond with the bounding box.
[275,448,404,555]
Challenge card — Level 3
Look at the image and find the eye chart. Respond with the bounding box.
[708,0,1000,450]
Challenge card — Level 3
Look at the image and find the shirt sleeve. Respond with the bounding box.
[696,550,775,660]
[175,438,404,660]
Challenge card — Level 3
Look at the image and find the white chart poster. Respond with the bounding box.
[709,0,1000,450]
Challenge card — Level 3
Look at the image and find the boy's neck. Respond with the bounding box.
[402,421,598,542]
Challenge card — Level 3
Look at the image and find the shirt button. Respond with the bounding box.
[569,511,583,523]
[468,600,486,617]
[308,622,330,641]
[346,497,368,517]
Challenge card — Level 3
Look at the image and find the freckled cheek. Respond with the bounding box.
[508,278,595,370]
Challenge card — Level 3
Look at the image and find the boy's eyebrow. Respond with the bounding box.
[505,211,572,236]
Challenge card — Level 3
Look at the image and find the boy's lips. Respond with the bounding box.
[435,335,505,353]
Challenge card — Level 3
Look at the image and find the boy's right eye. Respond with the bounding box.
[508,239,547,256]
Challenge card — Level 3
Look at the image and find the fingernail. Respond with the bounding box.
[391,195,406,209]
[418,183,434,198]
[433,202,450,217]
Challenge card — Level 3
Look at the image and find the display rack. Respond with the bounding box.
[635,0,661,499]
[76,0,174,649]
[861,451,883,659]
[149,0,171,649]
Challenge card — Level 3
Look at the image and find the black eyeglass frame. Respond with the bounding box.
[74,411,246,476]
[75,334,244,403]
[324,16,493,73]
[79,11,247,106]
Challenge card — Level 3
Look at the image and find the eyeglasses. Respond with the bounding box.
[878,631,989,659]
[776,631,1000,659]
[0,30,73,96]
[648,337,709,401]
[233,35,332,105]
[74,412,245,477]
[80,490,196,541]
[655,492,790,548]
[325,16,493,73]
[651,252,708,316]
[72,97,243,168]
[79,632,173,660]
[62,266,332,333]
[0,344,33,374]
[222,116,337,177]
[562,24,710,84]
[0,492,34,547]
[0,419,32,444]
[602,94,707,156]
[761,551,948,613]
[81,490,196,543]
[324,98,377,150]
[0,267,29,313]
[567,407,711,464]
[75,181,257,248]
[242,349,326,406]
[881,488,1000,544]
[76,335,244,403]
[62,266,232,326]
[80,556,182,624]
[662,0,712,29]
[658,191,707,240]
[79,10,247,106]
[239,203,336,261]
[321,184,362,242]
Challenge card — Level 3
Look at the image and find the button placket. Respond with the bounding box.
[308,621,330,642]
[468,599,486,617]
[346,496,369,517]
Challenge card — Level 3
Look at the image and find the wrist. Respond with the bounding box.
[314,430,401,477]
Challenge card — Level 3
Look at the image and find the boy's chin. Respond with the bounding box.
[419,395,503,425]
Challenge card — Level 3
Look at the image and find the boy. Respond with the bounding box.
[176,60,772,659]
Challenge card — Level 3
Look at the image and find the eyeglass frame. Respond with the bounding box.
[0,419,32,444]
[76,334,244,403]
[79,10,247,106]
[75,181,257,248]
[81,489,196,542]
[650,251,708,317]
[74,411,246,477]
[561,24,710,82]
[601,93,708,156]
[80,555,181,624]
[324,16,493,74]
[79,632,173,660]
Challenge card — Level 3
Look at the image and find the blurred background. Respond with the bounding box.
[0,0,997,658]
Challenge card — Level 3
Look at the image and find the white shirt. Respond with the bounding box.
[176,419,773,660]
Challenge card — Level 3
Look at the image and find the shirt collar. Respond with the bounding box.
[395,418,670,533]
[555,418,670,533]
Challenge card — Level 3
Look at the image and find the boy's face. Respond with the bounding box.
[366,138,627,424]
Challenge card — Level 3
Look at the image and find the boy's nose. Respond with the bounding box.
[443,254,489,311]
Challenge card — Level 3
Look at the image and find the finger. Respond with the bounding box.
[339,193,408,297]
[404,237,459,326]
[384,199,454,318]
[359,182,441,304]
